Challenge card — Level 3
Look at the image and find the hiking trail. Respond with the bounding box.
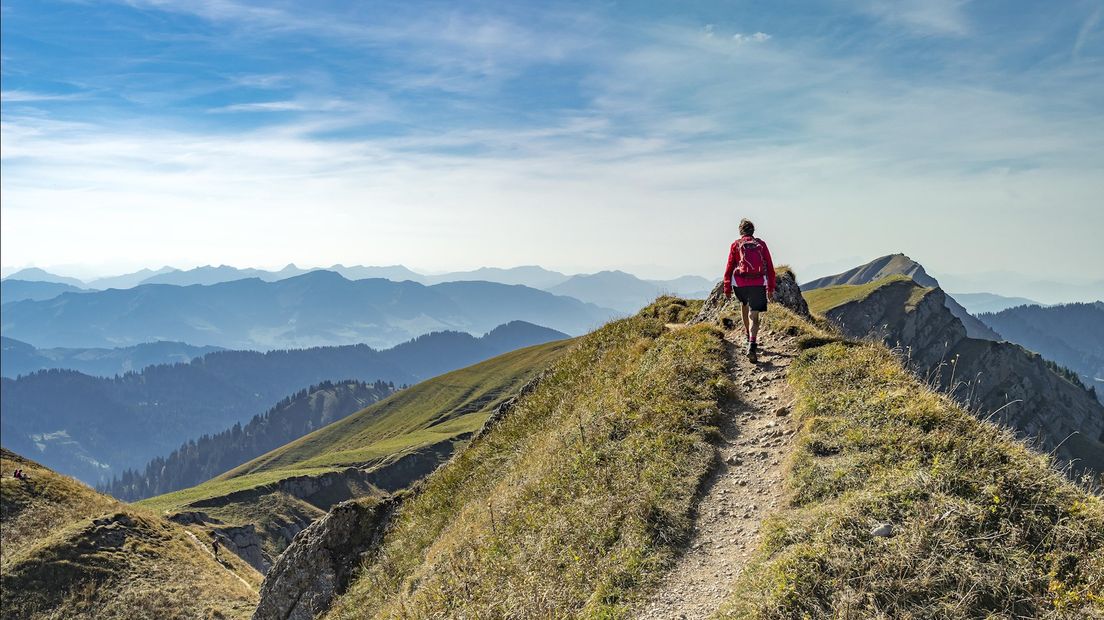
[185,530,256,592]
[637,328,798,619]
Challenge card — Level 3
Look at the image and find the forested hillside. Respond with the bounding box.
[1,321,567,485]
[100,380,395,501]
[979,302,1104,398]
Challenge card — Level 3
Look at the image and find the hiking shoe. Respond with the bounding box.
[747,341,758,363]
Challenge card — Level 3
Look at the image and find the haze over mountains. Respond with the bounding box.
[1,271,602,350]
[1,321,567,485]
[2,337,223,378]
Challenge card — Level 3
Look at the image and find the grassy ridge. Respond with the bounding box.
[326,297,727,618]
[139,340,571,514]
[1,449,259,619]
[717,314,1104,618]
[802,274,931,316]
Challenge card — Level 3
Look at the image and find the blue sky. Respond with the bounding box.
[2,0,1102,283]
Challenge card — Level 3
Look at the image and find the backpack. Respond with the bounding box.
[736,238,766,277]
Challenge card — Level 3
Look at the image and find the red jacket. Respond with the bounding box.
[723,235,776,295]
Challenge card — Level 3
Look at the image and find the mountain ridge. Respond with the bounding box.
[804,276,1104,472]
[0,271,607,350]
[1,321,568,485]
[801,253,1002,341]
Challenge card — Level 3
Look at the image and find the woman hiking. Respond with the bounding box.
[723,218,777,362]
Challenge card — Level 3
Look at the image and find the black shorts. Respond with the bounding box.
[733,285,768,312]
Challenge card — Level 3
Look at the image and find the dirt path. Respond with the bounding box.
[185,530,257,593]
[637,329,798,620]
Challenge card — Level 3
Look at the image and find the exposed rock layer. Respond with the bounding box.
[823,280,1104,472]
[252,496,400,620]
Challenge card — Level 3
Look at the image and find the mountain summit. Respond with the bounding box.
[802,253,1001,340]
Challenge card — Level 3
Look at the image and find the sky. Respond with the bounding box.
[2,0,1103,283]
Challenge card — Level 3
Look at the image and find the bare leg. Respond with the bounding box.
[741,303,750,340]
[749,310,761,341]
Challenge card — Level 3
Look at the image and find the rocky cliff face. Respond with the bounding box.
[252,496,400,620]
[691,268,810,325]
[823,281,1104,472]
[802,253,1000,341]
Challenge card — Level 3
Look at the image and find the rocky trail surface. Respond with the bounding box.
[637,328,798,619]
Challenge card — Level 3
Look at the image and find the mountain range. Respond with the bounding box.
[0,279,85,304]
[952,291,1042,314]
[4,268,1102,620]
[2,336,223,378]
[0,321,567,485]
[1,270,602,350]
[2,264,713,309]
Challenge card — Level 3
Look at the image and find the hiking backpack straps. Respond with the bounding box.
[736,238,766,278]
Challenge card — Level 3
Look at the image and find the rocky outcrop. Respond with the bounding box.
[801,253,1000,341]
[252,495,401,620]
[216,524,269,574]
[166,510,269,573]
[691,268,810,325]
[822,280,1104,473]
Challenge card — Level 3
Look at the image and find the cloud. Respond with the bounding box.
[732,32,771,44]
[858,0,971,37]
[3,2,1103,281]
[210,99,356,113]
[1073,6,1101,60]
[2,90,83,102]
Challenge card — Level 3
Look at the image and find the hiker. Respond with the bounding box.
[723,218,776,362]
[212,537,221,560]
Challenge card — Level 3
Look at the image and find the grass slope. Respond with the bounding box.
[716,313,1104,619]
[802,274,931,316]
[140,340,572,515]
[325,297,725,618]
[1,448,259,619]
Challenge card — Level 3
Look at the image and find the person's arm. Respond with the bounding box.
[723,242,738,297]
[762,239,777,295]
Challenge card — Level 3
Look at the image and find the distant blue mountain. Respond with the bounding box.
[0,320,568,485]
[1,268,85,287]
[1,337,223,378]
[0,279,86,304]
[0,270,610,350]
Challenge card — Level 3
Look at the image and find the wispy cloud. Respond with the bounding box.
[732,32,771,44]
[1073,6,1101,60]
[210,99,355,113]
[2,90,84,102]
[2,0,1102,280]
[857,0,971,37]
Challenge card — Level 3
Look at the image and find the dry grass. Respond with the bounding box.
[1,449,259,619]
[715,333,1104,619]
[326,299,730,619]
